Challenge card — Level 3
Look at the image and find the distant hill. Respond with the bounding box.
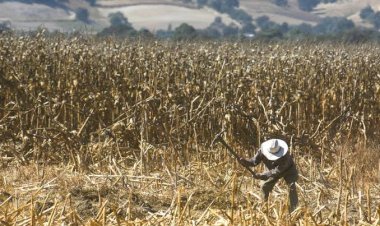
[1,0,379,32]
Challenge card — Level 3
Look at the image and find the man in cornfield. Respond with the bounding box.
[239,139,298,213]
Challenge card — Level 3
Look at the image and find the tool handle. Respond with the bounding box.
[218,138,257,177]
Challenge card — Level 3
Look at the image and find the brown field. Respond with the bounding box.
[0,33,379,225]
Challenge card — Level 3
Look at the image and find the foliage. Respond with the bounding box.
[340,27,380,43]
[368,12,380,29]
[256,16,273,30]
[196,0,251,25]
[97,25,137,38]
[313,17,355,35]
[256,25,284,40]
[85,0,96,6]
[196,0,207,7]
[240,22,256,34]
[156,24,174,39]
[225,0,239,8]
[297,0,336,11]
[109,12,130,27]
[228,8,253,23]
[221,23,239,37]
[75,8,90,23]
[359,5,374,20]
[0,21,11,32]
[208,0,222,11]
[274,0,288,7]
[285,23,313,39]
[201,16,250,39]
[157,14,380,41]
[297,0,320,11]
[359,6,380,30]
[97,12,152,38]
[201,17,224,38]
[202,0,239,11]
[254,16,379,41]
[173,23,198,40]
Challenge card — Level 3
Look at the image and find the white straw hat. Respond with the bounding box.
[261,139,288,161]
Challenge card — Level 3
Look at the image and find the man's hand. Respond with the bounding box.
[252,173,261,180]
[238,158,252,168]
[253,173,269,180]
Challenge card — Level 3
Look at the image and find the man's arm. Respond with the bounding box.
[239,149,263,167]
[260,154,293,179]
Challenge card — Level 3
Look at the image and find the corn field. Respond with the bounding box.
[0,32,379,225]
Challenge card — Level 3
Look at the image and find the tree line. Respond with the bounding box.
[2,0,380,42]
[93,11,380,43]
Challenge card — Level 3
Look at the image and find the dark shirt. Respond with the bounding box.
[247,149,295,179]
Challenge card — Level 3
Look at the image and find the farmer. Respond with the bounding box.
[239,139,298,213]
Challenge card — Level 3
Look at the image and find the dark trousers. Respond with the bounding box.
[261,166,298,213]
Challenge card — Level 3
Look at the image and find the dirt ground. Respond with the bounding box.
[1,146,379,225]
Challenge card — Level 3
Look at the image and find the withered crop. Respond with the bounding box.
[0,33,379,225]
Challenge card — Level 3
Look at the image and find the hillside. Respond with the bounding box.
[97,4,237,30]
[240,0,320,25]
[0,0,380,32]
[0,1,76,31]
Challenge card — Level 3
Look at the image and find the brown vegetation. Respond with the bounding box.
[0,33,379,225]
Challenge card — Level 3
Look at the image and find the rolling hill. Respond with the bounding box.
[0,0,379,32]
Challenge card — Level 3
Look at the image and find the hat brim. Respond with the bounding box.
[261,139,288,161]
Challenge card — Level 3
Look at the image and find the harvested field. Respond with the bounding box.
[0,34,379,225]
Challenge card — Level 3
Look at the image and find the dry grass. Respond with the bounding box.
[0,33,379,225]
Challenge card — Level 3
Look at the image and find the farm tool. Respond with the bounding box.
[211,131,259,179]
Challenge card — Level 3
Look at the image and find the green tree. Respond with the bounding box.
[98,12,137,38]
[200,27,221,39]
[256,16,270,28]
[222,23,239,37]
[137,28,154,39]
[97,25,137,38]
[341,28,380,43]
[256,16,277,30]
[369,12,380,29]
[285,23,313,40]
[86,0,96,6]
[298,0,320,11]
[210,0,222,12]
[322,0,336,2]
[275,0,288,7]
[196,0,207,7]
[241,22,256,34]
[360,6,375,20]
[173,23,198,40]
[202,17,224,39]
[256,25,284,40]
[314,17,355,35]
[109,12,130,27]
[75,8,90,23]
[0,21,11,33]
[225,0,239,8]
[156,24,174,39]
[229,8,253,23]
